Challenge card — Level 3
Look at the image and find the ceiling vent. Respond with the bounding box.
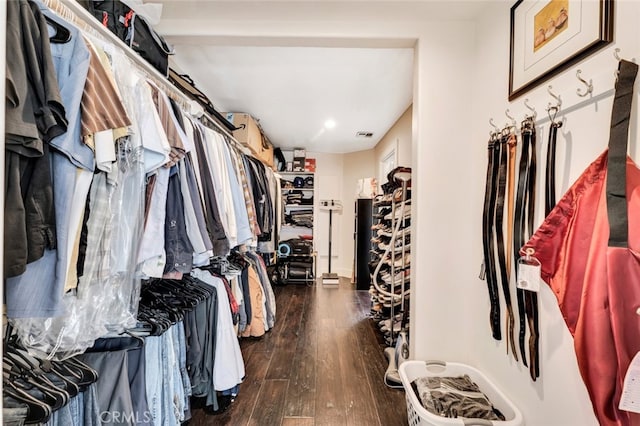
[356,131,374,138]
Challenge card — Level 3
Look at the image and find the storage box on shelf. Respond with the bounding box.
[225,112,275,168]
[278,171,316,284]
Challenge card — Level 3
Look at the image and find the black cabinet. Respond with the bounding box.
[354,198,373,290]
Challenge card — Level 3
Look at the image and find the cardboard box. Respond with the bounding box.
[225,112,263,155]
[225,112,276,169]
[256,141,275,168]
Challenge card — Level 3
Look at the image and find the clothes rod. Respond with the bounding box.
[43,0,254,159]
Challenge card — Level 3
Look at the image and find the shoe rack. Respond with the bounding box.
[369,168,411,347]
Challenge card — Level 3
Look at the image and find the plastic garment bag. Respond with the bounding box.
[522,60,640,426]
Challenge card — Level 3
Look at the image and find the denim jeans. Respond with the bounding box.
[176,322,192,420]
[80,350,135,426]
[3,398,28,426]
[144,335,163,426]
[83,382,101,425]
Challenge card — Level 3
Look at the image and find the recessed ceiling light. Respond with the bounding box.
[356,131,374,138]
[324,119,336,129]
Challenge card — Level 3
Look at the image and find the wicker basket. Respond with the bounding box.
[399,360,524,426]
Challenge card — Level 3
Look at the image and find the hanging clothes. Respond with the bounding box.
[522,60,640,426]
[4,0,67,279]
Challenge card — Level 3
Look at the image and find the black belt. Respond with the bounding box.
[481,133,501,340]
[545,122,562,216]
[607,60,638,247]
[513,117,539,380]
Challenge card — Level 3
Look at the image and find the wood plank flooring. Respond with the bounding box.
[189,277,408,426]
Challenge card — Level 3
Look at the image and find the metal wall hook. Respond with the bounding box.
[576,69,593,97]
[505,108,516,126]
[524,98,536,119]
[614,48,621,61]
[489,118,499,133]
[547,85,562,108]
[547,105,559,125]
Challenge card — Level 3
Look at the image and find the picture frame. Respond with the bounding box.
[509,0,614,101]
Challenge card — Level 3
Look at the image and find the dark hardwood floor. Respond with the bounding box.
[189,277,408,426]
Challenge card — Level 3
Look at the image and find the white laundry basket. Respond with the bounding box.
[399,360,524,426]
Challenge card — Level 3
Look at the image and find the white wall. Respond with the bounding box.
[409,22,478,364]
[309,151,344,276]
[422,2,640,426]
[375,105,413,176]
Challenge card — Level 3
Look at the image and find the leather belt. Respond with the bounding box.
[481,133,501,340]
[504,134,518,360]
[495,133,517,358]
[545,121,562,215]
[513,117,539,380]
[494,135,509,342]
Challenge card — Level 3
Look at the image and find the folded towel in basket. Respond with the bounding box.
[411,374,505,421]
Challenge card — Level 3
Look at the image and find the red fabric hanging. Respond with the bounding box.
[523,153,640,426]
[522,60,640,426]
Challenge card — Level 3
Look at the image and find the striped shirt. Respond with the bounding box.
[229,144,261,237]
[80,37,131,148]
[149,82,185,167]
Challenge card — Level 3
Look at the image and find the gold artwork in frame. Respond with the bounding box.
[509,0,613,101]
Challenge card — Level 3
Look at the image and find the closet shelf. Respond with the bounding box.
[279,171,314,176]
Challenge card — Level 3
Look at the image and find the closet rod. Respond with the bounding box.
[43,0,255,159]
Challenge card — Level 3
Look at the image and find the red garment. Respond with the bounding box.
[523,59,640,425]
[522,136,640,424]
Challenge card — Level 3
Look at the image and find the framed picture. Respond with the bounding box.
[509,0,613,100]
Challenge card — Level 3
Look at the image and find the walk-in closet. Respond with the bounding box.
[4,1,640,425]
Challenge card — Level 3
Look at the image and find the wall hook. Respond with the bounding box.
[524,98,537,119]
[489,118,499,132]
[614,48,621,61]
[576,69,593,97]
[547,85,562,110]
[505,108,516,126]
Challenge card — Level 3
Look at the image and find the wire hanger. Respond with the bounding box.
[576,69,593,97]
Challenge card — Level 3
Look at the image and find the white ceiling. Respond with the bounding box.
[158,1,485,153]
[170,45,414,153]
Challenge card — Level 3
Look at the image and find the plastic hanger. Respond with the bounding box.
[3,377,52,424]
[45,16,72,44]
[5,346,79,398]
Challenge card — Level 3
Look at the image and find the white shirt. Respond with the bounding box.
[191,269,245,391]
[138,166,170,277]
